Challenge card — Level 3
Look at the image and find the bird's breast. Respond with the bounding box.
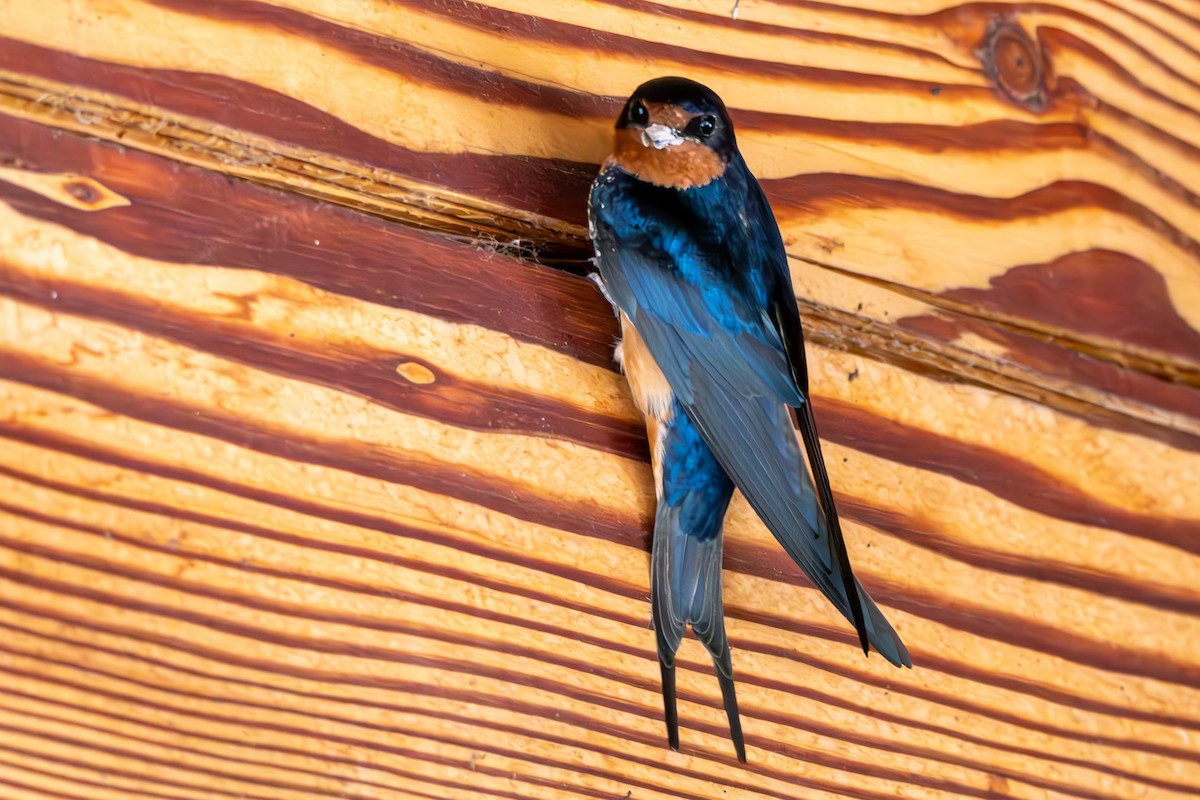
[615,313,674,498]
[616,312,674,422]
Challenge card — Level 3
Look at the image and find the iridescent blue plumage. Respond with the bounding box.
[589,77,910,762]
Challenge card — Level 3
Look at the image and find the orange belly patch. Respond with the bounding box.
[617,313,674,497]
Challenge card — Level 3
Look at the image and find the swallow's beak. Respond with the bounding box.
[641,123,685,150]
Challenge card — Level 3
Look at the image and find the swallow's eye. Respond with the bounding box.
[629,100,649,126]
[692,114,717,138]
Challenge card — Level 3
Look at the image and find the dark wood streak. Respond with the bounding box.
[815,398,1200,557]
[1039,25,1200,116]
[900,312,1200,421]
[753,114,1095,149]
[1154,1,1200,26]
[0,520,1122,800]
[0,38,599,230]
[3,343,1197,689]
[4,33,1195,253]
[768,174,1199,261]
[0,351,648,541]
[1084,95,1200,210]
[0,775,125,800]
[3,463,1195,776]
[10,112,1198,459]
[0,583,967,800]
[147,0,615,117]
[0,653,1174,800]
[938,250,1200,366]
[0,752,196,800]
[154,0,986,96]
[0,732,538,800]
[0,698,602,800]
[1145,0,1200,28]
[3,590,1195,795]
[0,662,871,800]
[0,708,611,800]
[751,106,1200,227]
[11,424,1199,746]
[592,0,979,66]
[14,343,1200,695]
[0,423,654,599]
[1091,0,1200,56]
[0,721,321,800]
[891,1,1200,99]
[6,500,1188,798]
[724,535,1200,690]
[0,113,617,368]
[413,0,1200,109]
[840,497,1200,616]
[728,597,1200,745]
[0,269,647,461]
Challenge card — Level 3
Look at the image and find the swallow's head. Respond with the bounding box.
[608,77,735,190]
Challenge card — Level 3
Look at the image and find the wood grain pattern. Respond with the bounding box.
[1,1,1198,797]
[0,0,1196,448]
[0,110,1198,798]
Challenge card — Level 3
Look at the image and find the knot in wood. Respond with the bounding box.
[978,21,1047,112]
[63,179,99,205]
[396,361,436,385]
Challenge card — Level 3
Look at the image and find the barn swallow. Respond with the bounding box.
[588,77,911,762]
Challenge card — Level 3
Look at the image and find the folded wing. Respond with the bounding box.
[593,210,910,667]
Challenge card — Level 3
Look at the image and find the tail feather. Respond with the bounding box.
[858,579,912,668]
[651,511,685,753]
[706,624,746,763]
[658,660,680,752]
[796,401,868,657]
[653,515,745,761]
[650,399,742,760]
[715,664,746,763]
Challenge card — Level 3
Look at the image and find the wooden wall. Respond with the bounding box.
[0,1,1197,798]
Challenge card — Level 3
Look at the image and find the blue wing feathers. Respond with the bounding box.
[592,164,910,668]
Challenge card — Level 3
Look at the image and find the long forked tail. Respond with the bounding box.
[653,519,745,761]
[650,402,743,761]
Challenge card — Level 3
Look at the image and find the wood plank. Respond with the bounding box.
[0,0,1195,449]
[0,113,1198,798]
